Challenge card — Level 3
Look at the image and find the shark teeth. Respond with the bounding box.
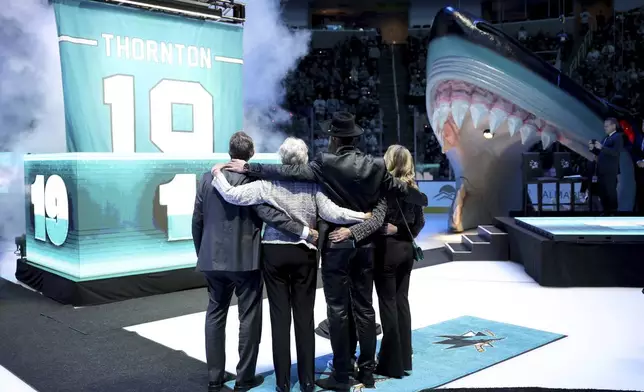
[429,80,573,150]
[470,104,488,129]
[489,108,508,134]
[489,99,513,133]
[450,82,473,129]
[506,115,522,137]
[451,100,470,129]
[433,87,452,133]
[519,119,538,145]
[431,110,446,148]
[541,127,557,149]
[507,107,528,137]
[469,88,493,129]
[437,102,451,130]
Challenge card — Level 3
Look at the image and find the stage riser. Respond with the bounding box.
[496,217,644,287]
[445,226,510,261]
[15,258,206,306]
[462,234,509,258]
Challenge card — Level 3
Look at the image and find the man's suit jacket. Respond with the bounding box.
[593,131,623,178]
[191,171,304,272]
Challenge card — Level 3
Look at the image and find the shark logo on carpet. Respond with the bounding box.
[434,330,504,352]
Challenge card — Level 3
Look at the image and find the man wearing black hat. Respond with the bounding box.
[223,112,427,391]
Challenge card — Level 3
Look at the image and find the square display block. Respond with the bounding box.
[24,153,279,281]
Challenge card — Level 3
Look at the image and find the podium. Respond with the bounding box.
[522,152,589,214]
[17,153,279,305]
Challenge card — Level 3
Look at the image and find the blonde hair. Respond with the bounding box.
[384,145,418,189]
[278,137,309,165]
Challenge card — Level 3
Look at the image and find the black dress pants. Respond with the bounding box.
[598,174,618,213]
[204,270,263,389]
[262,244,317,391]
[322,247,377,383]
[373,237,414,378]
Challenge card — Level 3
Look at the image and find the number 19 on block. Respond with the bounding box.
[31,175,69,246]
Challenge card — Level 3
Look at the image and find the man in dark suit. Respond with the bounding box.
[224,112,427,391]
[192,132,316,392]
[590,117,623,214]
[631,118,644,214]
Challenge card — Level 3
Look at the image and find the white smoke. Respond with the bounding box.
[0,0,66,244]
[242,0,310,152]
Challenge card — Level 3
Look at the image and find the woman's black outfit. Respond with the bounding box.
[374,196,425,378]
[262,244,318,392]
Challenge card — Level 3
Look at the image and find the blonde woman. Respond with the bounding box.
[374,145,425,379]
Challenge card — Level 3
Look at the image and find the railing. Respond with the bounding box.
[568,19,597,75]
[390,44,402,143]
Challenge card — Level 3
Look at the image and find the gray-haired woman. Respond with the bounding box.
[211,137,373,392]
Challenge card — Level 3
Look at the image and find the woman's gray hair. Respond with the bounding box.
[278,137,309,165]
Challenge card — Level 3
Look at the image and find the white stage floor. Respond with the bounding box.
[120,262,644,391]
[2,215,644,391]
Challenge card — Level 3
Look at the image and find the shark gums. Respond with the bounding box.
[426,7,637,232]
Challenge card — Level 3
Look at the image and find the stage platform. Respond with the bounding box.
[515,216,644,243]
[496,216,644,288]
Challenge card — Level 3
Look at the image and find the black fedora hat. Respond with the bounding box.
[320,111,364,138]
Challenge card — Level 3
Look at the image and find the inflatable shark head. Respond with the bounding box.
[426,7,637,232]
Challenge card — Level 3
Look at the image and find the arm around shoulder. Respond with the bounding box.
[248,161,318,182]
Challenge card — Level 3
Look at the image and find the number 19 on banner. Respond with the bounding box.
[31,175,69,246]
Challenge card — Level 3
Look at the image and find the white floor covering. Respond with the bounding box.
[123,261,644,391]
[2,215,644,391]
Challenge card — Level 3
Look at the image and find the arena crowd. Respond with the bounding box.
[281,6,643,179]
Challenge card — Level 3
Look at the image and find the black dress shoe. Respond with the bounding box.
[234,375,264,391]
[208,372,236,391]
[356,370,375,388]
[315,375,352,391]
[299,383,315,392]
[207,383,223,392]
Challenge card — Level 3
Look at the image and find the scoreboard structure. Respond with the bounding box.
[15,1,271,305]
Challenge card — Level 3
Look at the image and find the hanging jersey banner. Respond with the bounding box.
[53,0,243,153]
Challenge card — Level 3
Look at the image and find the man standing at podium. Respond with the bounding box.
[192,132,315,392]
[590,118,623,214]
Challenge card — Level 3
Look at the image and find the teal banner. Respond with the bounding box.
[52,0,243,153]
[24,153,279,281]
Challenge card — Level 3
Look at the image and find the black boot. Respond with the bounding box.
[234,375,264,391]
[326,357,357,378]
[315,375,352,391]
